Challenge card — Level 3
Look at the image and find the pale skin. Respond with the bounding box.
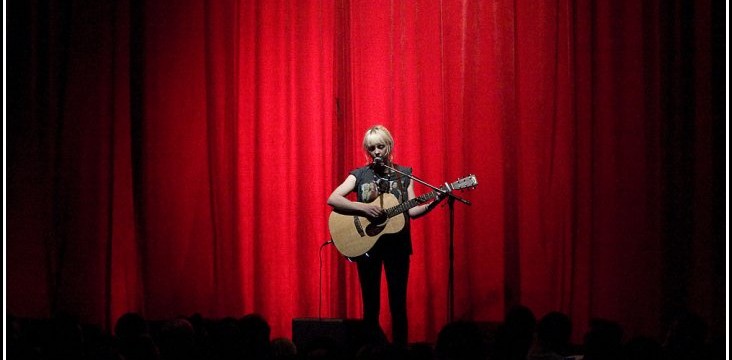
[327,134,441,219]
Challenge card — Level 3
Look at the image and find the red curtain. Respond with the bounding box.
[7,0,725,344]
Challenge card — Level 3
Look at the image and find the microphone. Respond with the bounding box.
[373,156,384,167]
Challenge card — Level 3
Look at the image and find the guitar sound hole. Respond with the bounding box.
[364,216,388,237]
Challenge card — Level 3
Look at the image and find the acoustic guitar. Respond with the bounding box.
[328,174,477,258]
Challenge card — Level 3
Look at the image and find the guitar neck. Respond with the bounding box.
[385,188,444,218]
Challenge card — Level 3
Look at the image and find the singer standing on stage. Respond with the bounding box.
[327,125,445,347]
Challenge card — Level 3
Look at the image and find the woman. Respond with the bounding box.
[327,125,444,347]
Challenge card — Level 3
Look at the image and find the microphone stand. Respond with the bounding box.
[378,162,470,323]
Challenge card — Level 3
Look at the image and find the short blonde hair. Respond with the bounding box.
[362,125,394,162]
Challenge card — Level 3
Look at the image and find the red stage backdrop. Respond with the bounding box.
[7,0,725,344]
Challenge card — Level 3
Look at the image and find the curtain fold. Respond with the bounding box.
[7,0,725,344]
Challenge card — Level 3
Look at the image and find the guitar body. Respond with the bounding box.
[328,193,406,258]
[327,174,477,258]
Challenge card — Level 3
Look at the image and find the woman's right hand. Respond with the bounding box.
[360,203,386,219]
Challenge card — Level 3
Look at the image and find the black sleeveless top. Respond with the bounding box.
[349,164,413,257]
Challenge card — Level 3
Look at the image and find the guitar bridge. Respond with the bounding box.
[353,216,366,237]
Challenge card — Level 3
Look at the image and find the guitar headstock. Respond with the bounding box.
[450,174,478,191]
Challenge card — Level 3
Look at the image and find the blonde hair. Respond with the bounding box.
[362,125,394,163]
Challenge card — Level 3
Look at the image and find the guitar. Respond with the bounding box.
[328,174,478,258]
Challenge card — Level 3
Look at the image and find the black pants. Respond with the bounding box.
[356,253,410,347]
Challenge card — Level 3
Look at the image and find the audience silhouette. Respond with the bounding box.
[239,313,272,360]
[434,320,488,360]
[115,312,158,360]
[623,335,662,360]
[157,318,197,360]
[662,309,710,360]
[582,318,623,360]
[5,306,722,360]
[526,311,573,360]
[271,337,298,360]
[490,305,536,360]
